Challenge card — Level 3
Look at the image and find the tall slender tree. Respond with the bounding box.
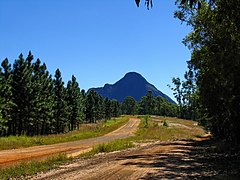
[0,58,13,135]
[66,75,84,131]
[53,68,67,133]
[11,53,33,135]
[31,59,54,135]
[104,97,111,120]
[111,99,121,117]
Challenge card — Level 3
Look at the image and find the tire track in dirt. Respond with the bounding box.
[33,135,222,180]
[0,118,140,168]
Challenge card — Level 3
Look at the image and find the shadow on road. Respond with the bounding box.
[117,139,240,179]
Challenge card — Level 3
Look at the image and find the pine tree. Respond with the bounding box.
[31,59,54,135]
[0,52,123,136]
[11,53,33,135]
[53,68,67,133]
[66,75,84,131]
[44,75,55,134]
[0,58,13,135]
[94,93,104,120]
[104,97,111,120]
[86,90,96,123]
[111,99,120,117]
[145,91,155,115]
[24,52,35,135]
[0,69,7,135]
[81,89,87,122]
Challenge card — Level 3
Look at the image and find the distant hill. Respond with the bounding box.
[89,72,175,104]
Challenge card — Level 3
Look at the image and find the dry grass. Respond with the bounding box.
[81,115,206,158]
[0,116,206,179]
[0,117,128,150]
[132,116,205,142]
[81,139,134,158]
[0,154,70,180]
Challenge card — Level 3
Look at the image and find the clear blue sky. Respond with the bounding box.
[0,0,191,101]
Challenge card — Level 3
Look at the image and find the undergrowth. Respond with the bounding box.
[0,154,70,180]
[132,116,205,142]
[81,116,205,158]
[81,139,134,158]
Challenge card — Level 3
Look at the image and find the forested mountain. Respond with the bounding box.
[90,72,175,103]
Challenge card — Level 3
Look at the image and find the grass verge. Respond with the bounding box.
[0,116,206,179]
[81,139,134,158]
[81,115,205,158]
[132,116,205,142]
[0,117,128,150]
[0,154,70,180]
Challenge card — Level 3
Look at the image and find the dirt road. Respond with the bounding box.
[32,135,240,180]
[0,118,140,168]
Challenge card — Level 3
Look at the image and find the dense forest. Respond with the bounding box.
[0,52,121,136]
[0,53,178,136]
[170,0,240,145]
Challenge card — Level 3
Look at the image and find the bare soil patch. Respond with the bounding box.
[32,135,240,180]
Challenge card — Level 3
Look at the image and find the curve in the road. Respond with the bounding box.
[0,118,140,168]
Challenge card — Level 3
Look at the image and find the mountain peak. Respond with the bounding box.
[124,72,142,77]
[89,72,175,103]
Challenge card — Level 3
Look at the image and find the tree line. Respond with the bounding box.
[0,52,122,136]
[121,91,178,117]
[0,53,177,137]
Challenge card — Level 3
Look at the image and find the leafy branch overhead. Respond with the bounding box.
[135,0,153,9]
[135,0,216,9]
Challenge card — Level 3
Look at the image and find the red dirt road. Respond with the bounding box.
[33,135,240,180]
[0,118,140,168]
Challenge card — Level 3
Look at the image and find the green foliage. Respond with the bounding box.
[121,96,138,115]
[81,116,205,160]
[135,0,215,9]
[176,0,240,144]
[0,58,13,136]
[104,97,111,120]
[133,116,205,142]
[0,53,122,137]
[66,75,84,131]
[0,117,128,150]
[53,68,68,133]
[110,99,121,117]
[170,69,200,121]
[163,120,168,127]
[82,139,134,158]
[135,0,153,9]
[0,53,179,137]
[137,91,178,117]
[85,90,118,123]
[139,91,155,115]
[31,59,55,135]
[0,110,7,133]
[143,115,149,127]
[121,92,178,117]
